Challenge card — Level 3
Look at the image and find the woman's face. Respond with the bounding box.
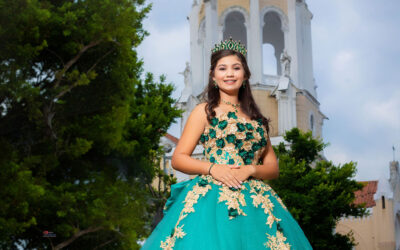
[212,55,246,93]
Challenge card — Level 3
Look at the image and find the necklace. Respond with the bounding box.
[221,99,240,113]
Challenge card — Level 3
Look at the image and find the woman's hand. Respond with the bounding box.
[209,164,242,189]
[230,165,256,183]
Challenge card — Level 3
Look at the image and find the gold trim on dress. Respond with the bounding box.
[248,179,291,249]
[265,231,291,250]
[160,177,212,250]
[218,184,247,219]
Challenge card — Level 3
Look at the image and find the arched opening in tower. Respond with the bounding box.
[262,43,276,75]
[262,11,284,76]
[223,11,247,49]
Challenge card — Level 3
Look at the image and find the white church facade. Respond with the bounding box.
[156,1,399,248]
[177,0,327,144]
[160,0,328,182]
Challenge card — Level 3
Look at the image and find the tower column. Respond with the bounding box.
[286,0,299,86]
[189,2,203,96]
[249,0,262,84]
[276,79,297,135]
[204,0,218,89]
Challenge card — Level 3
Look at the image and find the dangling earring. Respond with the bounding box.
[213,80,218,89]
[242,80,247,88]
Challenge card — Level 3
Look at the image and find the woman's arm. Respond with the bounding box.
[250,136,279,180]
[230,136,279,182]
[171,103,242,188]
[171,103,211,175]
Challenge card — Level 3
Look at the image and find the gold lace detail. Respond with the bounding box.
[160,176,291,249]
[269,188,287,210]
[160,177,212,250]
[218,184,247,219]
[248,180,291,249]
[249,180,281,228]
[200,112,268,166]
[265,231,291,250]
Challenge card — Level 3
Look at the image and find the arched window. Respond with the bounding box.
[223,11,247,48]
[262,44,276,75]
[310,113,314,131]
[262,11,284,75]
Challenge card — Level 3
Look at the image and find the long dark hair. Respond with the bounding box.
[199,49,271,134]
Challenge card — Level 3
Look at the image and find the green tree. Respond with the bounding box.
[270,128,367,249]
[0,0,181,249]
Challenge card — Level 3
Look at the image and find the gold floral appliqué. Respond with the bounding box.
[218,185,247,219]
[265,231,291,250]
[248,180,291,249]
[160,178,212,250]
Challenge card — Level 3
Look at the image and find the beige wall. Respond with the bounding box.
[336,199,395,250]
[198,2,205,26]
[252,89,279,137]
[151,157,171,192]
[296,93,323,139]
[218,0,250,17]
[198,0,289,27]
[260,0,288,16]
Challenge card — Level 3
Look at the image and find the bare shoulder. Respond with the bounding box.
[173,103,208,156]
[193,102,207,113]
[181,102,208,137]
[190,102,208,125]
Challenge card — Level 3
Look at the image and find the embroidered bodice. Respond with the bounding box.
[153,113,308,250]
[199,111,268,166]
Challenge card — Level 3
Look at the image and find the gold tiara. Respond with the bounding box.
[211,37,247,56]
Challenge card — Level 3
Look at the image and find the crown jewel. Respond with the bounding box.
[211,37,247,56]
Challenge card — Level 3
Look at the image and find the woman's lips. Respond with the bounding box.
[224,80,236,84]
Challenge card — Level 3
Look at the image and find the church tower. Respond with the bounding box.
[178,0,327,144]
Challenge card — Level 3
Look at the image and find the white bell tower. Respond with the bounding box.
[178,0,327,143]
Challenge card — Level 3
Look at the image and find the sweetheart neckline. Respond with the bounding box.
[204,111,259,129]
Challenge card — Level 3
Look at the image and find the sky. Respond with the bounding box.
[137,0,400,181]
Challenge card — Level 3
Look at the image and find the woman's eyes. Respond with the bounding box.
[217,67,241,70]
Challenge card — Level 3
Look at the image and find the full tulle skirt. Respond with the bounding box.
[141,175,312,250]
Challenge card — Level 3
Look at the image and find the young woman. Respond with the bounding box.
[141,39,312,250]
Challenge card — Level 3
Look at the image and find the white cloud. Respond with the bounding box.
[324,144,352,165]
[362,92,400,131]
[310,0,400,181]
[137,22,190,99]
[137,20,190,138]
[330,50,362,91]
[324,142,391,181]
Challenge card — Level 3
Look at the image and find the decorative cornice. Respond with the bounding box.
[219,5,250,27]
[298,88,319,106]
[260,5,289,32]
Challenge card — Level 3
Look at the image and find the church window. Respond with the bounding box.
[263,44,276,75]
[310,114,314,131]
[262,11,284,76]
[223,11,247,49]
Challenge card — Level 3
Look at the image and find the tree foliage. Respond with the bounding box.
[270,128,367,250]
[0,0,182,249]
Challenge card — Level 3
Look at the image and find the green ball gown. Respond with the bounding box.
[141,112,312,250]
